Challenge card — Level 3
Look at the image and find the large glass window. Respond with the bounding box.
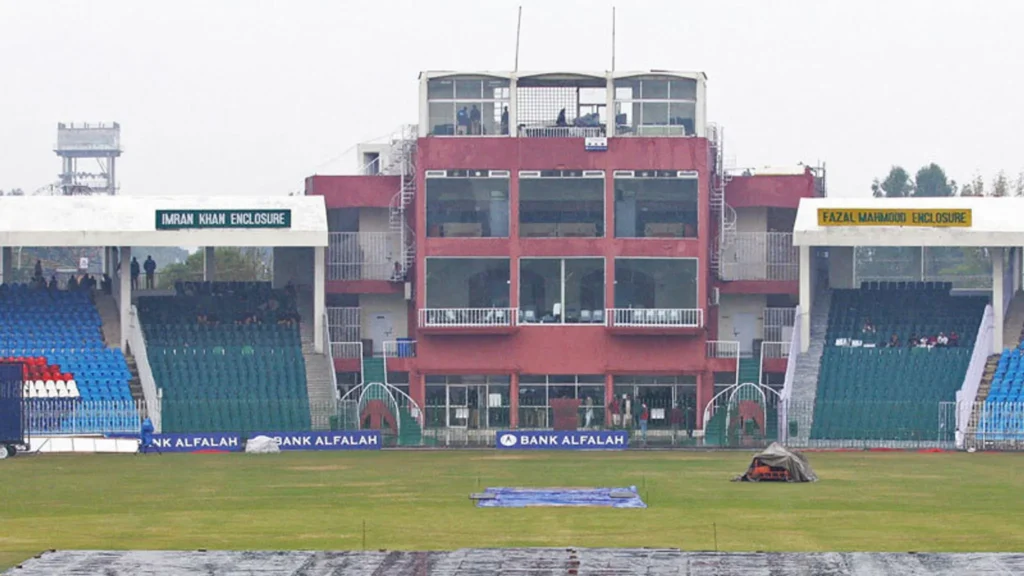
[424,375,511,429]
[519,258,605,324]
[614,171,698,238]
[614,75,698,136]
[612,375,696,430]
[518,375,605,429]
[427,76,511,136]
[425,258,510,309]
[426,171,510,238]
[614,258,698,309]
[519,171,604,237]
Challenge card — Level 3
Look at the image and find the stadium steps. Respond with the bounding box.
[967,355,1001,434]
[301,337,336,431]
[363,357,386,384]
[788,288,832,442]
[124,352,144,404]
[738,357,760,385]
[94,293,122,348]
[1002,290,1024,350]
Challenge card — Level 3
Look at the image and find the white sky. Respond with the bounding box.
[2,0,1023,198]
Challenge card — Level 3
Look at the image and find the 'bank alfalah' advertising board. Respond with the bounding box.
[251,431,382,451]
[150,433,242,453]
[495,430,629,450]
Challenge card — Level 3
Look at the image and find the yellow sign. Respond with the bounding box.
[817,208,972,228]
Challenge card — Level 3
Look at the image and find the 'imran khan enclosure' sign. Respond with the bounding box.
[817,208,972,228]
[156,209,292,230]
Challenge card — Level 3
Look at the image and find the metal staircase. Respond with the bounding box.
[707,125,736,276]
[384,125,418,280]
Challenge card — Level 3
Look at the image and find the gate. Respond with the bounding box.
[337,383,426,446]
[703,383,781,448]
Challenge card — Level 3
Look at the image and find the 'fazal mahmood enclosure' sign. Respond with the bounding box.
[817,208,972,227]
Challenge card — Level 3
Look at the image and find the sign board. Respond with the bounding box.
[496,430,629,450]
[78,257,89,271]
[252,431,382,451]
[155,209,292,230]
[817,208,972,228]
[149,433,242,453]
[584,137,608,151]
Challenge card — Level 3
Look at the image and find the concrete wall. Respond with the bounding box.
[717,293,767,353]
[359,293,410,353]
[273,247,314,289]
[734,207,768,233]
[828,246,856,289]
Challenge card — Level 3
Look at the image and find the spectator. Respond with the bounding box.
[639,403,649,444]
[33,260,43,281]
[862,319,875,335]
[67,275,79,291]
[456,106,469,135]
[101,273,112,295]
[622,394,633,429]
[130,257,140,290]
[469,104,482,135]
[500,106,509,135]
[888,333,900,348]
[670,401,683,443]
[937,332,949,347]
[907,333,918,347]
[609,395,621,428]
[143,256,157,289]
[584,396,594,429]
[949,331,959,347]
[47,275,58,292]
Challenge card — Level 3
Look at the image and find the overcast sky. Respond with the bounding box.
[2,0,1023,198]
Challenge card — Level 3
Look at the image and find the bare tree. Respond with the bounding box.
[992,171,1010,197]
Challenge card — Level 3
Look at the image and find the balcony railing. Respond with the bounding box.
[419,308,517,328]
[382,340,418,358]
[763,307,796,342]
[606,308,703,328]
[761,341,789,359]
[517,125,605,138]
[330,341,363,359]
[327,232,403,282]
[326,306,361,344]
[719,232,798,281]
[706,340,740,359]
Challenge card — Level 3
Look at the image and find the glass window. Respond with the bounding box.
[424,375,510,429]
[517,375,606,429]
[520,258,605,324]
[426,175,510,238]
[612,375,696,430]
[425,258,510,308]
[427,76,510,136]
[614,258,698,309]
[614,175,698,238]
[613,75,698,136]
[519,173,604,238]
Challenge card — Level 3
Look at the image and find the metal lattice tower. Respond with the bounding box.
[53,122,122,195]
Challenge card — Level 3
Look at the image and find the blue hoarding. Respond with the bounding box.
[252,431,382,451]
[150,433,242,453]
[0,364,25,444]
[496,430,629,450]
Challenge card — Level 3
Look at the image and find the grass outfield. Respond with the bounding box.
[1,450,1022,570]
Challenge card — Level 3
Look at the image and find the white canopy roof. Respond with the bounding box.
[794,196,1022,247]
[0,195,328,247]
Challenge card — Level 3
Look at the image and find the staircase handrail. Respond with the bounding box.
[957,304,994,447]
[127,305,161,432]
[777,305,801,443]
[323,312,339,403]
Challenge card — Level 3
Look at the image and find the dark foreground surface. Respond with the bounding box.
[7,549,1024,575]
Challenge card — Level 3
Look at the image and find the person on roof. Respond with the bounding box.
[130,257,140,290]
[143,256,157,290]
[33,260,43,281]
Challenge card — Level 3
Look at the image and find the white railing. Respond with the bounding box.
[382,340,417,358]
[518,126,605,138]
[973,401,1024,448]
[127,305,160,432]
[761,341,789,359]
[323,312,339,402]
[763,307,796,341]
[958,304,994,447]
[706,340,739,359]
[327,232,402,282]
[606,308,703,328]
[326,306,361,343]
[778,305,802,443]
[26,399,145,435]
[330,341,364,359]
[719,232,798,281]
[419,308,517,328]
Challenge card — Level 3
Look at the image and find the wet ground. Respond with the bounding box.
[7,549,1024,575]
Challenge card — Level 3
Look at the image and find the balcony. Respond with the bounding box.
[382,339,417,372]
[327,306,363,370]
[719,232,798,283]
[763,307,796,342]
[605,308,704,336]
[759,340,790,374]
[327,232,405,293]
[418,307,518,335]
[706,339,740,372]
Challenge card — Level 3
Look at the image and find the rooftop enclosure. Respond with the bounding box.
[420,72,706,139]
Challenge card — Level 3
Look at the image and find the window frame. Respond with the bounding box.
[518,256,607,325]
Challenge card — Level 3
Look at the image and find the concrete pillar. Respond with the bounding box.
[1015,247,1022,294]
[203,247,216,281]
[799,245,812,353]
[510,373,521,429]
[992,247,1005,354]
[119,247,132,350]
[313,246,325,354]
[0,247,12,285]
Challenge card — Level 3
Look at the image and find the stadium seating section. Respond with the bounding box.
[978,349,1024,440]
[140,282,310,433]
[812,282,986,441]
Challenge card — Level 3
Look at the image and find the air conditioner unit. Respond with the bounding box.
[709,287,720,306]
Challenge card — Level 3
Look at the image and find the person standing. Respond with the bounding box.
[143,256,157,290]
[584,396,594,429]
[639,403,649,445]
[130,257,140,290]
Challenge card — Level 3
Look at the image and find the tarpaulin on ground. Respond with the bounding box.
[476,487,647,508]
[736,442,819,482]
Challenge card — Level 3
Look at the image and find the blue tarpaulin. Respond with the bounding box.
[476,487,647,508]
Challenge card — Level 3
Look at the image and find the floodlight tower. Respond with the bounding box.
[54,122,122,195]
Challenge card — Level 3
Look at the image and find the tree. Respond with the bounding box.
[959,174,985,197]
[913,164,954,197]
[872,166,914,197]
[158,247,270,288]
[1014,171,1024,197]
[991,171,1010,197]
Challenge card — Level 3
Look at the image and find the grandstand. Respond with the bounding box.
[140,282,311,434]
[0,283,138,434]
[811,282,984,441]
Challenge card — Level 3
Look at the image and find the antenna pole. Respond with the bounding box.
[611,7,616,71]
[514,6,523,72]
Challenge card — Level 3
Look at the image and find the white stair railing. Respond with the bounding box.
[957,304,994,448]
[323,312,339,403]
[127,305,160,433]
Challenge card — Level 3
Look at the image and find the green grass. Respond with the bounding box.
[1,450,1022,570]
